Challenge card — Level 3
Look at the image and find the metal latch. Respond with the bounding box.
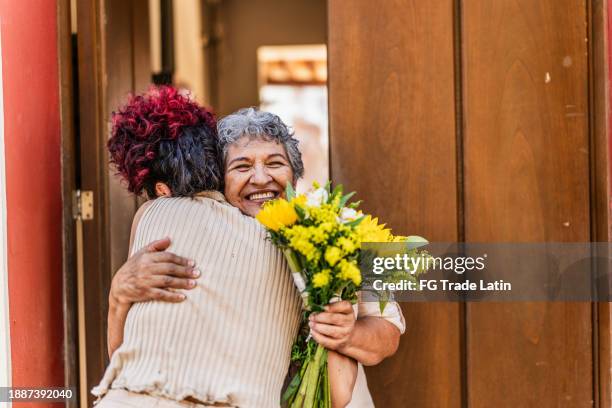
[73,190,94,220]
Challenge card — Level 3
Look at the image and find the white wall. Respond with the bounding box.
[172,0,207,104]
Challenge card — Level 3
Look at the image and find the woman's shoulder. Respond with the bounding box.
[135,192,263,238]
[139,192,249,223]
[129,199,156,251]
[142,191,227,211]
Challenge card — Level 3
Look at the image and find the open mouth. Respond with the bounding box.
[246,191,279,203]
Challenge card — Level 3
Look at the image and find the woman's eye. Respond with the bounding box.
[267,161,285,168]
[233,164,251,172]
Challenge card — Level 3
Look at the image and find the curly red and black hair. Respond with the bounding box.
[108,86,222,197]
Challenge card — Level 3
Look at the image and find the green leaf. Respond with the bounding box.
[344,215,365,227]
[348,200,362,209]
[379,290,390,314]
[406,235,428,243]
[283,248,303,273]
[294,204,306,220]
[379,300,389,315]
[286,182,296,201]
[325,361,331,407]
[331,183,343,197]
[281,372,302,404]
[405,235,429,250]
[324,180,332,192]
[338,191,356,208]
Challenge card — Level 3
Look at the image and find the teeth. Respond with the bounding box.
[249,192,275,200]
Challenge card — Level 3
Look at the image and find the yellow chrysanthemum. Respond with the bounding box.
[312,269,331,288]
[356,215,392,243]
[324,246,342,266]
[284,225,321,262]
[307,224,331,244]
[319,222,335,234]
[308,205,337,224]
[291,237,320,262]
[337,259,362,286]
[256,199,298,231]
[292,194,307,208]
[336,236,358,254]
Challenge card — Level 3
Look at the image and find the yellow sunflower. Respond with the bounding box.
[256,199,298,231]
[356,215,392,242]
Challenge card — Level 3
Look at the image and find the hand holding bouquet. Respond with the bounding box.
[256,182,427,408]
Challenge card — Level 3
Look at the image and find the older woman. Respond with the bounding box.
[103,103,405,406]
[218,108,404,407]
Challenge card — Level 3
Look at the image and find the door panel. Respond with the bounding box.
[462,1,592,406]
[327,0,604,407]
[328,1,462,407]
[76,2,112,404]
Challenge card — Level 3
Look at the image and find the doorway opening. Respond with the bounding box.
[63,1,328,406]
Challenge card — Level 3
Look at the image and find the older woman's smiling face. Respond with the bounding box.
[224,136,294,217]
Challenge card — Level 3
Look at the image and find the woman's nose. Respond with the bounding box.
[251,165,273,185]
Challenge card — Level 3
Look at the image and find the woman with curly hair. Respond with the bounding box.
[106,86,221,198]
[91,86,363,408]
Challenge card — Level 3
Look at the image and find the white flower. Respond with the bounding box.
[305,187,329,207]
[339,207,360,223]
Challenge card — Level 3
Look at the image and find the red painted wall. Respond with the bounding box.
[0,0,65,402]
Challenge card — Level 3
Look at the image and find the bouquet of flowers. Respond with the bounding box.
[256,181,428,407]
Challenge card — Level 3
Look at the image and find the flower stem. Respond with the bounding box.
[323,362,331,408]
[303,345,327,407]
[291,358,312,407]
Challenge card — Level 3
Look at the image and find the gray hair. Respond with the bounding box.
[217,107,305,179]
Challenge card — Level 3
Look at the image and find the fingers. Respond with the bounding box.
[324,300,353,314]
[148,262,200,278]
[148,275,198,290]
[310,301,355,327]
[149,288,186,303]
[148,251,194,267]
[309,302,356,352]
[310,329,344,351]
[309,311,351,326]
[144,237,172,253]
[309,321,350,340]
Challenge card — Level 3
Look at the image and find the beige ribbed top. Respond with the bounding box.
[92,193,302,407]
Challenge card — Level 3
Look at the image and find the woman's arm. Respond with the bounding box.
[107,293,132,358]
[327,350,357,408]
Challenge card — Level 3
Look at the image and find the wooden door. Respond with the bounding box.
[328,2,462,407]
[328,0,612,407]
[462,1,592,407]
[73,0,150,405]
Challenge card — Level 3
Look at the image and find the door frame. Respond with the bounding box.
[590,1,612,407]
[58,0,150,406]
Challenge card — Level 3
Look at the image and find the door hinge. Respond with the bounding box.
[73,190,94,221]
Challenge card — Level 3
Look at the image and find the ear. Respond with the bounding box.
[155,182,172,197]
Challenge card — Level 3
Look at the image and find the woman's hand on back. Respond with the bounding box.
[110,237,200,306]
